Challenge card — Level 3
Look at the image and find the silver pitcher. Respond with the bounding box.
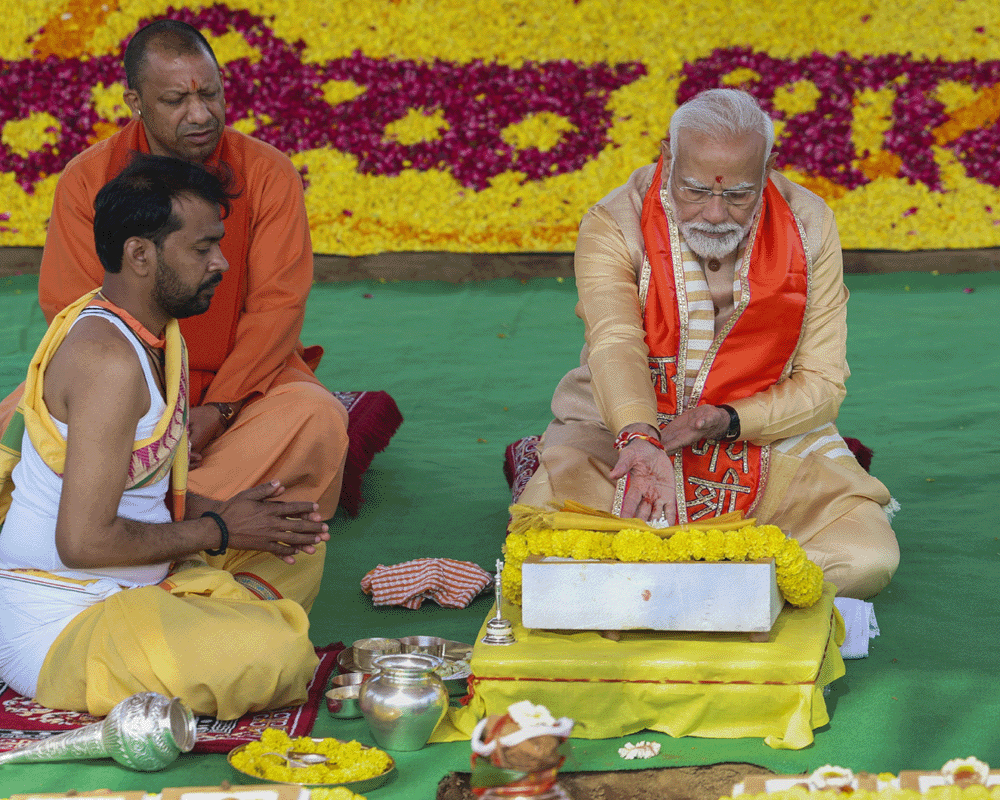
[0,692,196,771]
[359,653,448,751]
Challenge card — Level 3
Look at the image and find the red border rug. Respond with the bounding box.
[0,642,344,754]
[503,434,541,503]
[335,390,404,516]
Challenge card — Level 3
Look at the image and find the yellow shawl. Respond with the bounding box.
[0,290,189,523]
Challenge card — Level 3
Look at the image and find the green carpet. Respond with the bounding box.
[0,270,996,797]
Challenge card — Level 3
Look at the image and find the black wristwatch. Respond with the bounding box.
[718,404,740,441]
[210,401,238,429]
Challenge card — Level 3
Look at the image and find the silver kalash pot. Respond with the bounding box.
[0,692,196,771]
[359,653,448,751]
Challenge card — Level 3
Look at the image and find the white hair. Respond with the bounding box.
[669,89,775,165]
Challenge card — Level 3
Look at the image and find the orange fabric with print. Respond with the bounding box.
[640,158,808,520]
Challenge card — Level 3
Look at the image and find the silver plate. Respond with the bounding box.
[338,639,472,684]
[228,738,395,790]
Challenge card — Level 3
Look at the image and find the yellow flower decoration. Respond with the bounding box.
[686,529,708,561]
[502,565,523,606]
[568,529,614,560]
[0,173,58,247]
[311,788,367,800]
[384,108,450,145]
[775,538,806,572]
[502,112,577,152]
[231,728,390,785]
[758,525,787,556]
[204,30,260,65]
[723,529,750,561]
[322,79,367,107]
[90,82,130,124]
[721,68,761,87]
[232,112,273,136]
[772,80,821,118]
[505,523,824,608]
[703,529,726,562]
[745,525,771,560]
[2,112,61,158]
[504,531,529,562]
[526,528,555,556]
[611,528,663,562]
[10,0,1000,254]
[851,87,896,160]
[935,81,982,115]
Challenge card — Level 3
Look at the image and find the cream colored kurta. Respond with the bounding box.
[520,163,899,599]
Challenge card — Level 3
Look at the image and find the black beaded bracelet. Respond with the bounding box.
[202,511,229,556]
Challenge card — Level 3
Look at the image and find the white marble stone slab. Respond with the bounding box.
[521,556,782,632]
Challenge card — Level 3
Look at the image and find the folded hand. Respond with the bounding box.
[215,481,330,564]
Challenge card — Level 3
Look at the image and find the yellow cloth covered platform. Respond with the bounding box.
[433,583,845,750]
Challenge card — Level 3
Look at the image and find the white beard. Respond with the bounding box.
[679,220,748,259]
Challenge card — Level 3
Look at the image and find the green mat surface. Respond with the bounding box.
[0,270,997,796]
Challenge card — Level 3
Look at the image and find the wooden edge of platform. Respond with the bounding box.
[2,246,998,282]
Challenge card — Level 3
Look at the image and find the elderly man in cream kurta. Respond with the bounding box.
[520,89,898,600]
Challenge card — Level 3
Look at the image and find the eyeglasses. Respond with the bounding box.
[675,185,758,208]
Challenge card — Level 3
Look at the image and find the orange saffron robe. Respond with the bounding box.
[38,120,321,407]
[640,158,808,521]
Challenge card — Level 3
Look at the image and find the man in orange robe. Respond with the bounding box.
[10,19,347,611]
[520,89,899,600]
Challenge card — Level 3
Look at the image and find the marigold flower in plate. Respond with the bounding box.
[227,728,394,789]
[309,788,366,800]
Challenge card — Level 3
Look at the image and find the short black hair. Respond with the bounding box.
[123,19,219,91]
[94,154,234,274]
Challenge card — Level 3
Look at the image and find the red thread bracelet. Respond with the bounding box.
[614,431,664,451]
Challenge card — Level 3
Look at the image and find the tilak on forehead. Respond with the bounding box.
[715,175,723,184]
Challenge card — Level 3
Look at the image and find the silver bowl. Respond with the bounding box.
[397,635,448,658]
[351,637,401,672]
[326,673,369,719]
[339,638,472,696]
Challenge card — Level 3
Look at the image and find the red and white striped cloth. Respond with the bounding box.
[360,558,493,610]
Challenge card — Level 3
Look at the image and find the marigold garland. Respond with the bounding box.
[503,524,825,609]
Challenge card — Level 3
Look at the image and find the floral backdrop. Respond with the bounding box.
[2,0,999,255]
